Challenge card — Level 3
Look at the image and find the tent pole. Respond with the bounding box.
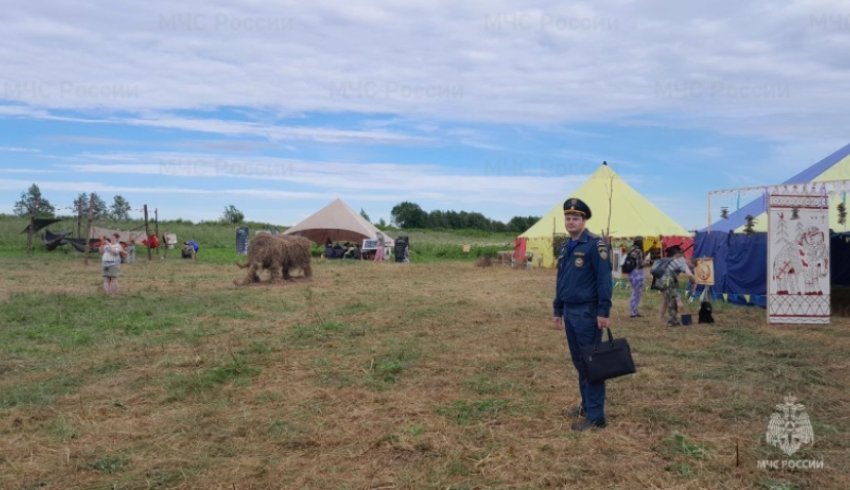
[144,204,151,262]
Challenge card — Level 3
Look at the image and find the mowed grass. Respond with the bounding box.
[1,256,849,489]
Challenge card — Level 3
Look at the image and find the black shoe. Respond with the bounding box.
[562,405,585,417]
[570,418,607,431]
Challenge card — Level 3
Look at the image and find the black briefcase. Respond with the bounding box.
[582,328,636,383]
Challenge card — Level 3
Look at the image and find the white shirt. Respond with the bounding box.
[101,242,123,266]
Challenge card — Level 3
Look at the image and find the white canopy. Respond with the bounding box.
[284,198,393,246]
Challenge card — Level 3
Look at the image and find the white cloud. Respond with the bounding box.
[0,0,847,142]
[0,146,42,153]
[4,1,850,227]
[59,152,586,205]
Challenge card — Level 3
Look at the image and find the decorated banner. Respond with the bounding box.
[768,191,830,324]
[693,257,715,286]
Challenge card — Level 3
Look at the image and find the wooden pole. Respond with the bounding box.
[155,208,162,259]
[84,194,94,266]
[27,195,39,255]
[144,204,152,261]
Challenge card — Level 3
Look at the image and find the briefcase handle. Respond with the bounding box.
[591,328,616,352]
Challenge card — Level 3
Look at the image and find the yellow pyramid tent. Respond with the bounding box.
[519,163,690,267]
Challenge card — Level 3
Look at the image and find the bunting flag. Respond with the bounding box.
[722,293,729,302]
[743,294,751,304]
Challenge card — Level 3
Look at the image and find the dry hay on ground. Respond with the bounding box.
[0,259,848,489]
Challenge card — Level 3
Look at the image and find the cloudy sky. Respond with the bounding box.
[2,0,849,228]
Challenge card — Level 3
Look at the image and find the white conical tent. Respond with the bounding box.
[284,198,393,246]
[519,163,690,267]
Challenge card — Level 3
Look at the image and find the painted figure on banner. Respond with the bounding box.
[772,224,829,296]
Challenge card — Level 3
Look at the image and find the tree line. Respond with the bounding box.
[13,184,132,221]
[13,183,246,225]
[13,185,540,233]
[390,201,539,232]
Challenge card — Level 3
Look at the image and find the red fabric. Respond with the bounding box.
[661,236,694,258]
[142,234,160,249]
[513,237,527,262]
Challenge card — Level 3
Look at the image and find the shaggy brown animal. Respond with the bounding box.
[277,235,313,279]
[235,234,312,285]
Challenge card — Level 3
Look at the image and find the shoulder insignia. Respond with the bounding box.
[597,242,609,261]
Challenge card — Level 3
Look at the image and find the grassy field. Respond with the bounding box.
[0,215,516,262]
[1,250,849,489]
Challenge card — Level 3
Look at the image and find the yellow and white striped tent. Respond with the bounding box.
[519,163,691,267]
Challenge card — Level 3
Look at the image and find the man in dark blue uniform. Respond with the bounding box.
[552,197,613,431]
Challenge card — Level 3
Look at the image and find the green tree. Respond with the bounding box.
[73,193,89,237]
[222,205,245,224]
[465,212,489,230]
[91,193,108,219]
[74,192,108,221]
[446,210,462,228]
[13,183,55,217]
[427,210,444,228]
[16,183,55,254]
[360,208,370,222]
[391,201,428,228]
[507,216,540,233]
[110,195,132,221]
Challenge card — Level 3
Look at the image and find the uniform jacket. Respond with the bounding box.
[553,229,613,317]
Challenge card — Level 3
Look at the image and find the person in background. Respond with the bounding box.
[127,239,136,264]
[627,238,646,318]
[373,233,386,262]
[99,233,126,296]
[181,240,197,260]
[552,197,612,431]
[659,245,695,327]
[324,238,334,260]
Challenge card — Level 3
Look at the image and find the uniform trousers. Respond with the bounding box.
[563,304,606,423]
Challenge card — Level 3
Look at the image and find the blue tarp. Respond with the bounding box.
[694,231,767,307]
[832,232,850,286]
[695,230,850,308]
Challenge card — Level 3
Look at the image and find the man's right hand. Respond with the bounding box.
[552,316,563,330]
